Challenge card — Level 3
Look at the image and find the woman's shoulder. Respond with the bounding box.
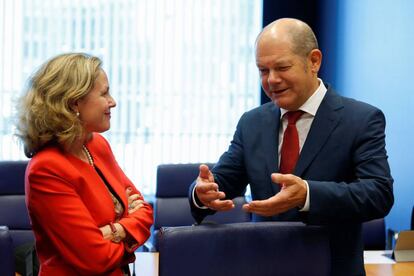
[27,146,70,174]
[30,146,64,163]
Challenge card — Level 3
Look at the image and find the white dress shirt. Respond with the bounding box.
[279,79,327,211]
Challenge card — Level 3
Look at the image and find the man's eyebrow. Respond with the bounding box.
[256,59,292,67]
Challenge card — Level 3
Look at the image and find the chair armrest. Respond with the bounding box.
[387,228,399,250]
[156,222,330,276]
[0,226,15,276]
[142,240,157,252]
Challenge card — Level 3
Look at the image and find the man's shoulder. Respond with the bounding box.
[344,97,380,111]
[242,102,276,118]
[234,102,278,133]
[327,86,381,112]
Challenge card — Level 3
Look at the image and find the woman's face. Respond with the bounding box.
[76,70,116,134]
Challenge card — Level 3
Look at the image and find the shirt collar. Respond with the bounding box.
[280,78,327,118]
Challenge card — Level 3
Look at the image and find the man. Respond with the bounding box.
[188,18,393,275]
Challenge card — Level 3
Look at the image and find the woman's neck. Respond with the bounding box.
[69,133,93,165]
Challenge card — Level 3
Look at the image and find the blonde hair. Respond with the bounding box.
[16,53,102,157]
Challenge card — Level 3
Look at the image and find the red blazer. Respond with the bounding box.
[25,133,153,275]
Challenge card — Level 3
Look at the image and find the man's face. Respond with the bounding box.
[256,37,320,111]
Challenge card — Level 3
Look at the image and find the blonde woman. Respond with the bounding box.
[16,53,153,275]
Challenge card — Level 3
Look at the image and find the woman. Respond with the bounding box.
[16,53,153,275]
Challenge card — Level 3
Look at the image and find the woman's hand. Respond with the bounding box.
[126,187,144,214]
[99,223,126,243]
[100,224,112,240]
[99,187,144,242]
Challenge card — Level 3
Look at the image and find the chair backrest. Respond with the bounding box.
[157,222,330,276]
[362,218,385,250]
[0,226,15,276]
[0,160,34,248]
[154,163,251,230]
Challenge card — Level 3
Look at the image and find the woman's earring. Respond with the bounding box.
[76,112,80,117]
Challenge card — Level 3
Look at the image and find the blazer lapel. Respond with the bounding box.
[295,88,344,176]
[93,155,128,213]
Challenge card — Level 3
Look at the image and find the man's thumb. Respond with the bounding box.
[271,173,287,186]
[199,164,211,180]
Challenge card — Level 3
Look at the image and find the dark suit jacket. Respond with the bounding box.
[189,87,394,276]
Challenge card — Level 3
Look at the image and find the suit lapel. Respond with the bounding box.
[295,88,344,176]
[261,104,281,195]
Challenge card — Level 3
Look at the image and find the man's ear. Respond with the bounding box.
[309,49,322,73]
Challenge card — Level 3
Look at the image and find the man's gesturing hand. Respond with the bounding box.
[195,164,234,211]
[242,173,307,216]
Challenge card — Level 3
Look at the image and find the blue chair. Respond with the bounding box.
[156,222,330,276]
[147,163,250,251]
[0,226,15,276]
[362,218,386,250]
[0,160,34,275]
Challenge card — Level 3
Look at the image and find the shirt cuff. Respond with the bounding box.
[192,185,209,209]
[299,180,310,212]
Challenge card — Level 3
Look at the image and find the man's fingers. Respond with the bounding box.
[242,191,294,216]
[209,199,234,211]
[271,173,297,186]
[242,197,282,216]
[242,175,307,217]
[243,202,275,216]
[196,182,219,193]
[199,164,213,181]
[196,166,232,209]
[201,191,226,202]
[243,199,271,212]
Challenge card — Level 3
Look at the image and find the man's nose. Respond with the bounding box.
[268,70,282,85]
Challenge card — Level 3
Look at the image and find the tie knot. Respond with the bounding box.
[285,110,304,125]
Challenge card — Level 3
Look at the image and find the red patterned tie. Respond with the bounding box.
[280,111,304,174]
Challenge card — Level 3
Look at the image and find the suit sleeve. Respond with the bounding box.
[306,107,394,224]
[27,163,128,275]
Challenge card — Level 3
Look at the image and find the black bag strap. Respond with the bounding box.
[24,245,34,276]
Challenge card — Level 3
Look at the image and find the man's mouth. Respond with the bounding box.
[272,88,288,95]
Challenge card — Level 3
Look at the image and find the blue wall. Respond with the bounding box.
[327,0,413,231]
